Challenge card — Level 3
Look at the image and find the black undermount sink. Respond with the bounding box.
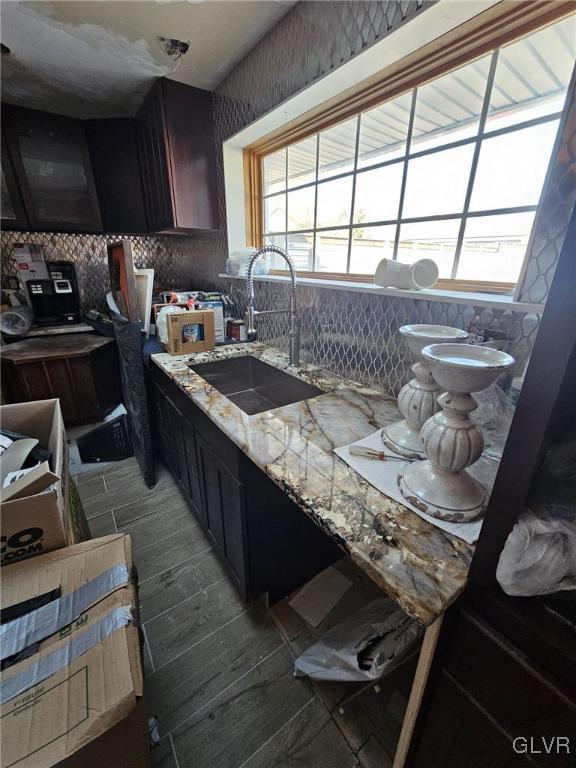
[189,355,323,415]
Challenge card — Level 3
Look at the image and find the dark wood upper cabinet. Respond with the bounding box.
[1,132,28,230]
[85,118,147,234]
[137,79,219,232]
[2,104,102,233]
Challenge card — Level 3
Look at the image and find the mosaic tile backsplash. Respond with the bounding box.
[174,0,542,394]
[1,0,555,396]
[516,76,576,304]
[0,230,192,313]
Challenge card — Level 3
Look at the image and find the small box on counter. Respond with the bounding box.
[0,399,90,566]
[166,309,215,355]
[0,534,147,768]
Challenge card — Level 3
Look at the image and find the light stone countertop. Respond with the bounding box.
[152,342,474,625]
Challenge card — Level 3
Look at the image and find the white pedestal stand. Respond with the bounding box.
[399,343,515,522]
[382,325,468,460]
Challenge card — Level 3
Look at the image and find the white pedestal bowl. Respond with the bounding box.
[382,325,469,459]
[399,343,515,522]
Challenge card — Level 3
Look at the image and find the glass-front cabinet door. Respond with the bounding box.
[1,134,28,229]
[3,106,102,232]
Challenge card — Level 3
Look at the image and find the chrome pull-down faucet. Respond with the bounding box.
[245,245,300,366]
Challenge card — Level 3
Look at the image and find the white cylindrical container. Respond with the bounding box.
[0,305,34,336]
[373,258,439,290]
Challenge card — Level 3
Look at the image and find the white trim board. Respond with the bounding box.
[222,0,501,254]
[218,273,543,314]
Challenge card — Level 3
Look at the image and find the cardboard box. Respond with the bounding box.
[152,302,188,322]
[166,309,215,355]
[0,399,90,566]
[195,300,225,343]
[0,534,148,768]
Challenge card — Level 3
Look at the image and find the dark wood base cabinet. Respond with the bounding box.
[1,334,121,425]
[150,365,341,602]
[410,608,576,768]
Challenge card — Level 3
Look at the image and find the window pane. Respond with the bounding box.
[358,92,412,167]
[457,212,535,282]
[487,16,576,132]
[315,230,350,272]
[470,121,558,211]
[264,235,287,268]
[264,193,286,233]
[403,144,474,218]
[287,186,315,230]
[263,149,286,195]
[318,118,357,180]
[287,232,314,270]
[354,163,403,224]
[288,136,317,188]
[411,56,491,152]
[350,224,396,274]
[397,219,461,278]
[316,176,353,228]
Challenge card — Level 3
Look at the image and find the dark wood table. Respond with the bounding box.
[1,334,122,425]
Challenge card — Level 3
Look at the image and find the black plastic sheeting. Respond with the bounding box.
[112,316,156,488]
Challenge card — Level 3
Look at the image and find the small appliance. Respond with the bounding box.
[26,261,81,325]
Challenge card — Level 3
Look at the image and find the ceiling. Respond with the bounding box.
[0,0,295,118]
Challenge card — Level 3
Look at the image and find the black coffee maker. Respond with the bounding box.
[26,261,81,325]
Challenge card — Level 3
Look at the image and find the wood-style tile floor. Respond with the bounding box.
[77,457,412,768]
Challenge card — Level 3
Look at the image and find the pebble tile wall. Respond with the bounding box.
[4,0,573,395]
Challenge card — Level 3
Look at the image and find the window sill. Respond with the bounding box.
[218,273,543,313]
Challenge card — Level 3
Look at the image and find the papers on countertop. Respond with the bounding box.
[334,430,494,544]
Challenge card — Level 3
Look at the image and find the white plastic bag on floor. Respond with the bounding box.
[294,598,421,682]
[496,507,576,596]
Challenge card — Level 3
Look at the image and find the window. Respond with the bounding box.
[254,13,576,291]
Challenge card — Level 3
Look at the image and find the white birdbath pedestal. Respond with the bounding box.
[382,325,468,460]
[399,343,515,522]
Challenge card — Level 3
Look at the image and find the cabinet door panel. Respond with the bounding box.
[411,672,530,768]
[196,434,225,552]
[4,106,102,232]
[137,85,173,231]
[1,134,28,229]
[219,469,246,586]
[183,428,204,522]
[85,118,147,234]
[196,433,246,590]
[152,384,176,473]
[172,411,189,492]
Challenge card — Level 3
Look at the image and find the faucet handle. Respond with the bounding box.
[245,307,258,340]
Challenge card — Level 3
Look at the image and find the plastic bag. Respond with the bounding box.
[473,382,514,461]
[156,305,185,344]
[496,507,576,596]
[294,598,421,682]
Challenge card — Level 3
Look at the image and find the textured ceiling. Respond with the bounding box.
[0,0,295,118]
